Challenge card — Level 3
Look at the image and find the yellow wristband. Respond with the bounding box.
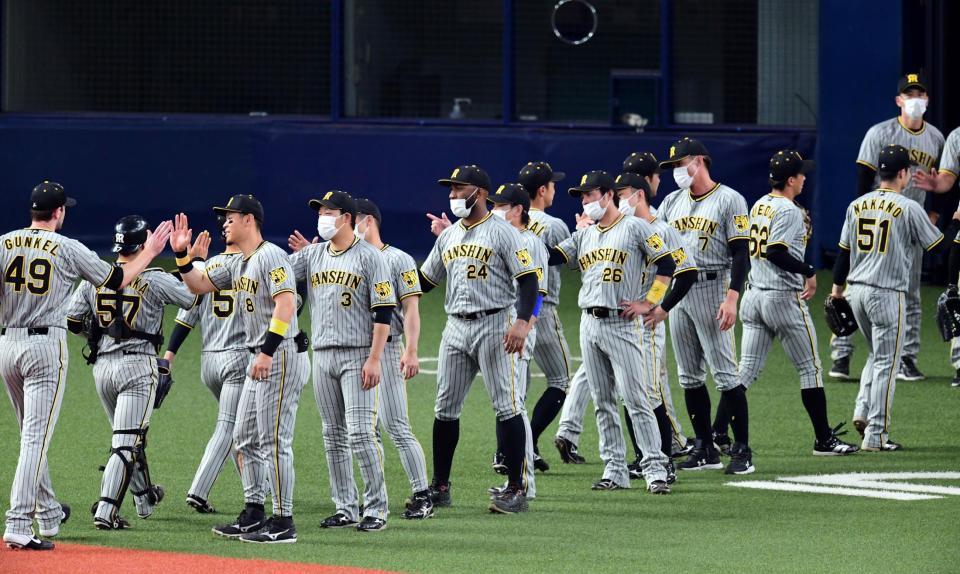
[645,280,668,305]
[175,256,192,267]
[269,318,289,336]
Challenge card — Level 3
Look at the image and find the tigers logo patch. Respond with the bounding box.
[401,270,418,289]
[734,215,749,232]
[646,233,665,251]
[515,248,532,267]
[374,281,393,300]
[269,267,288,286]
[671,249,688,266]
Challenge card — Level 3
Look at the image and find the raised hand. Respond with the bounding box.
[575,213,595,230]
[144,220,173,256]
[426,212,452,237]
[170,213,193,253]
[188,230,212,260]
[288,230,317,253]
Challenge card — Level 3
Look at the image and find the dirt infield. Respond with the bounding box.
[0,543,397,573]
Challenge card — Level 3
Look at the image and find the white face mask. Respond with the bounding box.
[582,194,608,220]
[317,214,342,240]
[491,207,508,220]
[618,190,640,216]
[354,216,366,240]
[673,161,698,189]
[902,97,927,119]
[450,187,479,218]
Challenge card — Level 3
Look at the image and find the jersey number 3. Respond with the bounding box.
[3,256,52,295]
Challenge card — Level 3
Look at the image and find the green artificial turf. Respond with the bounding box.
[1,268,958,573]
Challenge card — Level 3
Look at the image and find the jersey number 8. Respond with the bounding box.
[3,256,52,295]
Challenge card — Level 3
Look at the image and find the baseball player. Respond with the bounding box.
[946,213,960,388]
[830,73,945,382]
[831,144,943,450]
[163,227,251,514]
[419,165,540,514]
[547,170,680,494]
[172,196,310,544]
[287,191,400,533]
[657,137,753,475]
[1,184,172,550]
[739,151,858,455]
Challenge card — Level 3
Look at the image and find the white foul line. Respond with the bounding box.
[727,480,941,501]
[727,471,960,501]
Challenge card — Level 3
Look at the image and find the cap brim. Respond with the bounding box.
[901,83,927,93]
[550,171,566,182]
[437,178,472,187]
[64,197,77,207]
[658,156,688,168]
[212,206,243,215]
[567,185,599,197]
[613,182,631,190]
[308,198,342,211]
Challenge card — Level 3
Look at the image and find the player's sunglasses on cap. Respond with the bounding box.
[568,170,615,197]
[613,172,651,195]
[308,190,359,218]
[768,150,815,185]
[489,183,531,211]
[898,72,927,94]
[659,137,710,168]
[213,194,265,223]
[30,180,76,210]
[519,161,565,192]
[623,152,661,176]
[437,165,492,192]
[878,144,912,173]
[355,197,382,228]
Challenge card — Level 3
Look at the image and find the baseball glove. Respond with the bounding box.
[154,358,174,409]
[936,288,960,341]
[824,296,858,337]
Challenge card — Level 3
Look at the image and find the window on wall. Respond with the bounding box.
[3,0,330,114]
[344,1,502,120]
[514,0,660,123]
[671,0,818,127]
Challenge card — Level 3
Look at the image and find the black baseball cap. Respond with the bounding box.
[437,165,492,191]
[518,161,565,193]
[659,137,711,168]
[213,194,264,223]
[30,181,76,210]
[877,144,912,174]
[355,197,382,228]
[623,152,660,176]
[489,183,531,212]
[768,150,815,186]
[568,170,615,197]
[898,72,927,94]
[308,190,359,219]
[613,172,652,196]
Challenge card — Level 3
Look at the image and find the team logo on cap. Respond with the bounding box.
[646,234,665,251]
[452,168,461,178]
[908,73,918,83]
[671,249,688,266]
[401,270,418,289]
[269,267,288,286]
[115,233,125,244]
[323,191,334,200]
[374,281,393,300]
[496,185,505,195]
[669,146,677,158]
[580,174,588,186]
[734,215,749,232]
[515,248,532,267]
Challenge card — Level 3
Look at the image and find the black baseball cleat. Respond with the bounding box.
[648,480,671,495]
[678,442,724,471]
[951,369,960,387]
[401,492,434,520]
[554,436,586,464]
[533,453,550,472]
[186,494,217,514]
[813,422,859,456]
[725,443,755,475]
[3,533,54,550]
[672,438,696,459]
[39,504,70,538]
[427,481,452,508]
[320,513,358,529]
[896,357,924,381]
[240,516,297,544]
[627,457,643,480]
[829,356,853,380]
[212,504,266,538]
[492,451,508,475]
[665,461,677,485]
[489,484,528,514]
[712,431,732,455]
[94,515,131,530]
[356,517,387,532]
[591,478,626,491]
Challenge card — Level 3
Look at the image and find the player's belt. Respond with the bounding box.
[584,307,621,319]
[452,308,504,321]
[698,271,720,281]
[0,327,49,336]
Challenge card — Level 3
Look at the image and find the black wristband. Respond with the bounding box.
[178,262,196,274]
[260,331,283,357]
[174,249,188,259]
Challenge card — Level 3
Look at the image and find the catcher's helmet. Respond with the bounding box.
[112,215,149,255]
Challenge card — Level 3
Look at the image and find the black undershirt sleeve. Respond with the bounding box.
[547,246,567,266]
[856,163,876,197]
[651,253,677,278]
[514,272,538,321]
[166,322,192,354]
[661,270,696,312]
[417,270,436,294]
[766,244,815,278]
[832,247,851,286]
[728,240,750,293]
[373,305,394,324]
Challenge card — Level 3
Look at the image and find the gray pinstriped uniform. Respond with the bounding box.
[527,209,573,391]
[555,214,671,486]
[838,190,942,448]
[173,252,251,502]
[0,228,116,538]
[938,131,960,367]
[290,237,397,521]
[375,244,429,495]
[833,119,945,361]
[658,184,749,391]
[67,268,197,522]
[206,241,309,518]
[739,194,823,390]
